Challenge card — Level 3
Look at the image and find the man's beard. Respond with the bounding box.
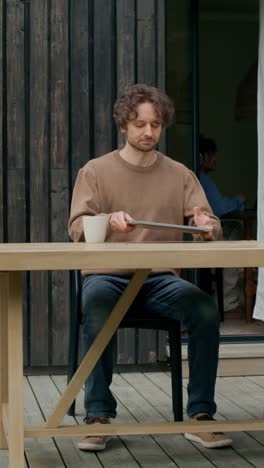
[128,139,157,152]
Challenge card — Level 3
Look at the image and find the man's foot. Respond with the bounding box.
[184,413,233,449]
[78,416,112,451]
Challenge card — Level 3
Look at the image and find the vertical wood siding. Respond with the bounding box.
[0,0,4,244]
[0,0,166,367]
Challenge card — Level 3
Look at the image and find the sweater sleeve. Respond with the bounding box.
[183,170,222,240]
[68,164,110,242]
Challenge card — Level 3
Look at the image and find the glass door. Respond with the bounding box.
[166,0,263,341]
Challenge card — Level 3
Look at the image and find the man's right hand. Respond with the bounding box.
[109,211,136,233]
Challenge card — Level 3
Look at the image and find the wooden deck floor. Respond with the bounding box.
[2,372,264,467]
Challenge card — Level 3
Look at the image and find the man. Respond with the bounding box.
[199,135,246,313]
[199,135,246,219]
[69,84,232,451]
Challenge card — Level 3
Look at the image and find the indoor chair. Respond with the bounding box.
[67,270,183,421]
[199,268,224,321]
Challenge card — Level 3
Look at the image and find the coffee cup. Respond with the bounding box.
[82,215,109,243]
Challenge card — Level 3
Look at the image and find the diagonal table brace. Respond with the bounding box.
[45,269,151,429]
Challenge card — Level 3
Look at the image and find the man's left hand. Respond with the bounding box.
[193,206,213,240]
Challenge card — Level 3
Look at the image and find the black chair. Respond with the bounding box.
[199,268,224,321]
[67,270,183,421]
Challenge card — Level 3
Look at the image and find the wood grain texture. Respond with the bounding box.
[93,0,116,157]
[116,0,136,93]
[70,0,91,184]
[6,0,30,367]
[0,241,263,270]
[137,0,156,84]
[29,0,49,366]
[157,0,166,154]
[136,0,164,361]
[1,1,170,368]
[116,0,136,358]
[24,417,264,437]
[6,0,26,241]
[51,264,70,366]
[50,0,70,366]
[9,373,264,467]
[7,272,24,468]
[116,0,136,149]
[0,0,3,243]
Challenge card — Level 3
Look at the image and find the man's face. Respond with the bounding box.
[204,152,217,171]
[121,102,162,152]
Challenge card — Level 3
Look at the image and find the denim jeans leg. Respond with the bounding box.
[140,274,220,417]
[184,289,220,417]
[82,274,128,418]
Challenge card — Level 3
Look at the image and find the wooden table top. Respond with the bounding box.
[0,240,264,271]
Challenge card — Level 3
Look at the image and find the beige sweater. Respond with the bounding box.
[68,150,222,274]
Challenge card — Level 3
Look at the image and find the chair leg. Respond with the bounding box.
[216,268,224,322]
[199,268,213,295]
[67,321,79,416]
[168,324,183,421]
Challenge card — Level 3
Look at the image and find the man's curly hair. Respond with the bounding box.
[113,84,175,129]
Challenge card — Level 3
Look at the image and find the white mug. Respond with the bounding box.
[82,215,109,243]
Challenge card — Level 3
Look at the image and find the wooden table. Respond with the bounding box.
[1,240,264,468]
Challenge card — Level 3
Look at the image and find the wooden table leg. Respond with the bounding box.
[0,273,9,449]
[45,269,150,429]
[8,272,24,468]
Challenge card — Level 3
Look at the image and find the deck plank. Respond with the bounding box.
[28,375,104,468]
[113,373,214,468]
[215,377,264,417]
[247,376,264,388]
[2,373,264,467]
[216,376,264,454]
[24,377,64,467]
[0,450,10,468]
[53,375,141,468]
[123,372,256,467]
[54,375,178,467]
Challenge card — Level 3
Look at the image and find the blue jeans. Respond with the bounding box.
[82,273,220,418]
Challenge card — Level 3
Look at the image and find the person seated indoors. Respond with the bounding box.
[199,134,246,314]
[199,135,246,218]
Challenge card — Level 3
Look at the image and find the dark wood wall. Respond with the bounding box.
[0,0,166,367]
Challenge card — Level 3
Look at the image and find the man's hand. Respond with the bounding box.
[238,193,247,203]
[193,206,213,240]
[109,211,135,233]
